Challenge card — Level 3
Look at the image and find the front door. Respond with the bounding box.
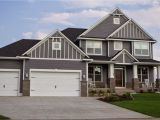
[115,68,125,87]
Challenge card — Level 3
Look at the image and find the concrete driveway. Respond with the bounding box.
[0,97,151,120]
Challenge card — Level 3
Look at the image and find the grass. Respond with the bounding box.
[112,93,160,117]
[0,115,9,120]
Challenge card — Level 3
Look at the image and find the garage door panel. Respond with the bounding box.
[0,70,19,96]
[30,70,81,96]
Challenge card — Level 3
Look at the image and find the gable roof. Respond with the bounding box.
[0,39,40,57]
[108,19,155,41]
[111,49,139,62]
[61,28,87,43]
[79,8,129,39]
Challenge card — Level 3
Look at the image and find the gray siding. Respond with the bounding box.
[28,32,85,60]
[109,41,131,57]
[24,59,86,81]
[111,21,152,40]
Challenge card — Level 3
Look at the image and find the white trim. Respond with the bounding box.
[29,58,82,61]
[0,57,18,59]
[92,60,116,64]
[134,62,160,65]
[77,37,105,40]
[0,69,21,96]
[137,66,149,82]
[22,59,25,80]
[108,41,110,57]
[114,41,123,50]
[106,38,156,43]
[86,40,102,55]
[111,49,139,62]
[86,62,88,96]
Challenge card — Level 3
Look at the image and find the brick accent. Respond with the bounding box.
[23,80,30,96]
[108,78,115,92]
[81,81,88,97]
[156,79,160,91]
[132,78,139,92]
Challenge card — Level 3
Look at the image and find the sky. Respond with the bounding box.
[0,0,160,60]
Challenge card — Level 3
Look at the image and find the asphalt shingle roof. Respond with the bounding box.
[0,39,40,57]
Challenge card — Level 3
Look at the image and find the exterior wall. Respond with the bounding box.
[80,40,107,56]
[109,41,131,57]
[28,32,85,60]
[0,59,23,93]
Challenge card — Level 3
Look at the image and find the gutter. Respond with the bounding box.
[134,62,160,65]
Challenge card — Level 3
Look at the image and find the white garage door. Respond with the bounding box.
[0,70,19,96]
[30,70,81,96]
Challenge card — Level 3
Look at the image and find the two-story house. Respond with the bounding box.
[0,8,160,96]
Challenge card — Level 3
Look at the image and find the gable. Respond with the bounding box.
[80,9,129,39]
[111,49,138,63]
[109,20,154,41]
[25,31,88,60]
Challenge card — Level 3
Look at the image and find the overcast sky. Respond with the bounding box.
[0,0,160,60]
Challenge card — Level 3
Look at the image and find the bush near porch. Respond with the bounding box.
[88,88,110,97]
[111,93,160,117]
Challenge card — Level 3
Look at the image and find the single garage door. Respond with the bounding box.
[0,70,19,96]
[30,70,81,96]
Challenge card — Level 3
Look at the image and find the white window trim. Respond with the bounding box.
[134,42,150,56]
[114,41,123,50]
[138,67,149,83]
[52,41,61,50]
[86,41,102,55]
[88,66,103,83]
[113,17,120,25]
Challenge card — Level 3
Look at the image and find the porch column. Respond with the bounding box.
[108,63,115,92]
[156,66,160,90]
[132,64,139,92]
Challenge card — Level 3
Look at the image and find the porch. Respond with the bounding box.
[88,63,160,92]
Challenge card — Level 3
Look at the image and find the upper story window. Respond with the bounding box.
[52,41,61,50]
[113,17,120,24]
[114,41,123,50]
[86,41,102,55]
[134,42,149,56]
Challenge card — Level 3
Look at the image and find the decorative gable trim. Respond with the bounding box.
[111,49,139,62]
[22,30,89,58]
[108,19,155,41]
[79,8,127,37]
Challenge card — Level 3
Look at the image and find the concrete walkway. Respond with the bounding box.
[0,97,151,120]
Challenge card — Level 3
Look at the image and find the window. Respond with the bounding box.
[88,66,102,83]
[134,42,149,56]
[52,42,61,50]
[113,18,120,24]
[87,41,102,55]
[114,41,123,50]
[138,67,149,83]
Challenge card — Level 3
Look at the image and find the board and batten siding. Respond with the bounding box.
[28,32,85,60]
[110,20,152,40]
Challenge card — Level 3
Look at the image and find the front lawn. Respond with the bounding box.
[0,115,9,120]
[112,93,160,117]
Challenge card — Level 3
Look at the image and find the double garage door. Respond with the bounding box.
[0,70,19,96]
[30,70,81,96]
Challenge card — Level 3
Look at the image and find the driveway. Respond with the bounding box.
[0,97,151,120]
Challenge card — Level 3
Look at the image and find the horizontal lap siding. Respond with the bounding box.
[24,59,86,81]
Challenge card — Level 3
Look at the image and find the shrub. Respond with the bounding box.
[140,89,144,93]
[121,92,134,100]
[89,89,97,96]
[147,89,153,93]
[98,90,105,96]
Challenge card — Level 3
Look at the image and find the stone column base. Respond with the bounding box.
[108,78,115,93]
[156,79,160,91]
[81,81,88,97]
[23,80,30,96]
[132,78,139,92]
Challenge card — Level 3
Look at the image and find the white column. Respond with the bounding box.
[108,64,114,78]
[157,66,160,79]
[133,64,138,79]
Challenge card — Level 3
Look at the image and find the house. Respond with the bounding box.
[0,8,160,96]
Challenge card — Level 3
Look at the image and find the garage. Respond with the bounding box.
[30,69,81,96]
[0,69,20,96]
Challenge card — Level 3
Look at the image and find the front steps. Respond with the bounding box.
[115,88,135,95]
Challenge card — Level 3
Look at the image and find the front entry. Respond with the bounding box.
[115,68,125,87]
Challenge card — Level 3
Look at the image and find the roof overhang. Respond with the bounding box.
[92,60,116,64]
[134,62,160,65]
